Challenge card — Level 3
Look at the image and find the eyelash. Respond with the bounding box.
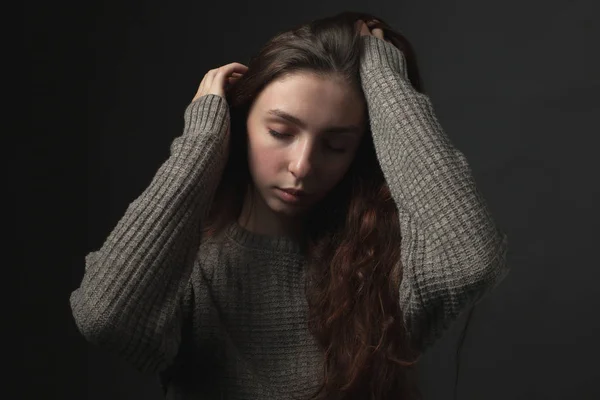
[268,129,290,139]
[268,130,347,154]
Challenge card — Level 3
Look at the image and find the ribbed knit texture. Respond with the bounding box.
[70,35,509,399]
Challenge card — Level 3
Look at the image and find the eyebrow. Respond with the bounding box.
[266,109,362,135]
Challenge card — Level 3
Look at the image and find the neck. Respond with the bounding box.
[237,185,305,240]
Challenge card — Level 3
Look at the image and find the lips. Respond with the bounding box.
[275,187,310,204]
[280,188,307,196]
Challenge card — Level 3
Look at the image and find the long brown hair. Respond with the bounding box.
[203,11,424,399]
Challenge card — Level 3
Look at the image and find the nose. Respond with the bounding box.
[288,137,319,179]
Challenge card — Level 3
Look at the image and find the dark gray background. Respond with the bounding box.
[23,0,599,398]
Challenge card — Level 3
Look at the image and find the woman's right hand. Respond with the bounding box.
[192,62,248,102]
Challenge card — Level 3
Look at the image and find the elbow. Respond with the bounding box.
[486,231,509,280]
[69,289,174,374]
[69,287,133,355]
[70,252,116,343]
[468,232,510,303]
[69,288,117,346]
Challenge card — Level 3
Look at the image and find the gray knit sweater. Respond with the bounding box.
[70,35,509,399]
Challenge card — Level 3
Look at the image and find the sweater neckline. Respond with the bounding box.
[224,221,306,255]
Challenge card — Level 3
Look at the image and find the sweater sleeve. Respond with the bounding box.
[358,35,509,353]
[70,94,230,373]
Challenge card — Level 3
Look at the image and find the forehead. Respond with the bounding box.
[250,72,366,129]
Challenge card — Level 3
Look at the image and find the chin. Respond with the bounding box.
[267,198,308,217]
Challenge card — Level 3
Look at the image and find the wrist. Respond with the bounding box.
[359,35,408,78]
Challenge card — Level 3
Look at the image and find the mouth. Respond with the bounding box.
[275,187,309,204]
[280,188,307,196]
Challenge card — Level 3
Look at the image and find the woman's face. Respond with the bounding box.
[245,71,367,218]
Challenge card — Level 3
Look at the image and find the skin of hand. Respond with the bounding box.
[356,19,390,43]
[192,62,248,101]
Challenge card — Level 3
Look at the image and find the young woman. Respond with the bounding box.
[71,11,509,400]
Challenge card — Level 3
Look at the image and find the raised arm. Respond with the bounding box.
[358,34,509,352]
[70,93,230,373]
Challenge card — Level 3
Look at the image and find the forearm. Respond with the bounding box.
[70,94,230,371]
[359,35,509,350]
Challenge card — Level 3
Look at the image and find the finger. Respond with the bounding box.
[366,19,380,28]
[218,62,249,77]
[371,27,385,40]
[355,19,364,32]
[357,20,371,36]
[225,77,240,89]
[215,65,247,88]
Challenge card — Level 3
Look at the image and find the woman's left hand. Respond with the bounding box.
[356,19,390,43]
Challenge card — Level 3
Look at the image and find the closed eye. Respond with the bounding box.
[269,129,348,154]
[268,129,291,139]
[327,144,347,154]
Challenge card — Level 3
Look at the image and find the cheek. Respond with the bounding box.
[323,163,350,184]
[247,134,283,184]
[313,157,355,194]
